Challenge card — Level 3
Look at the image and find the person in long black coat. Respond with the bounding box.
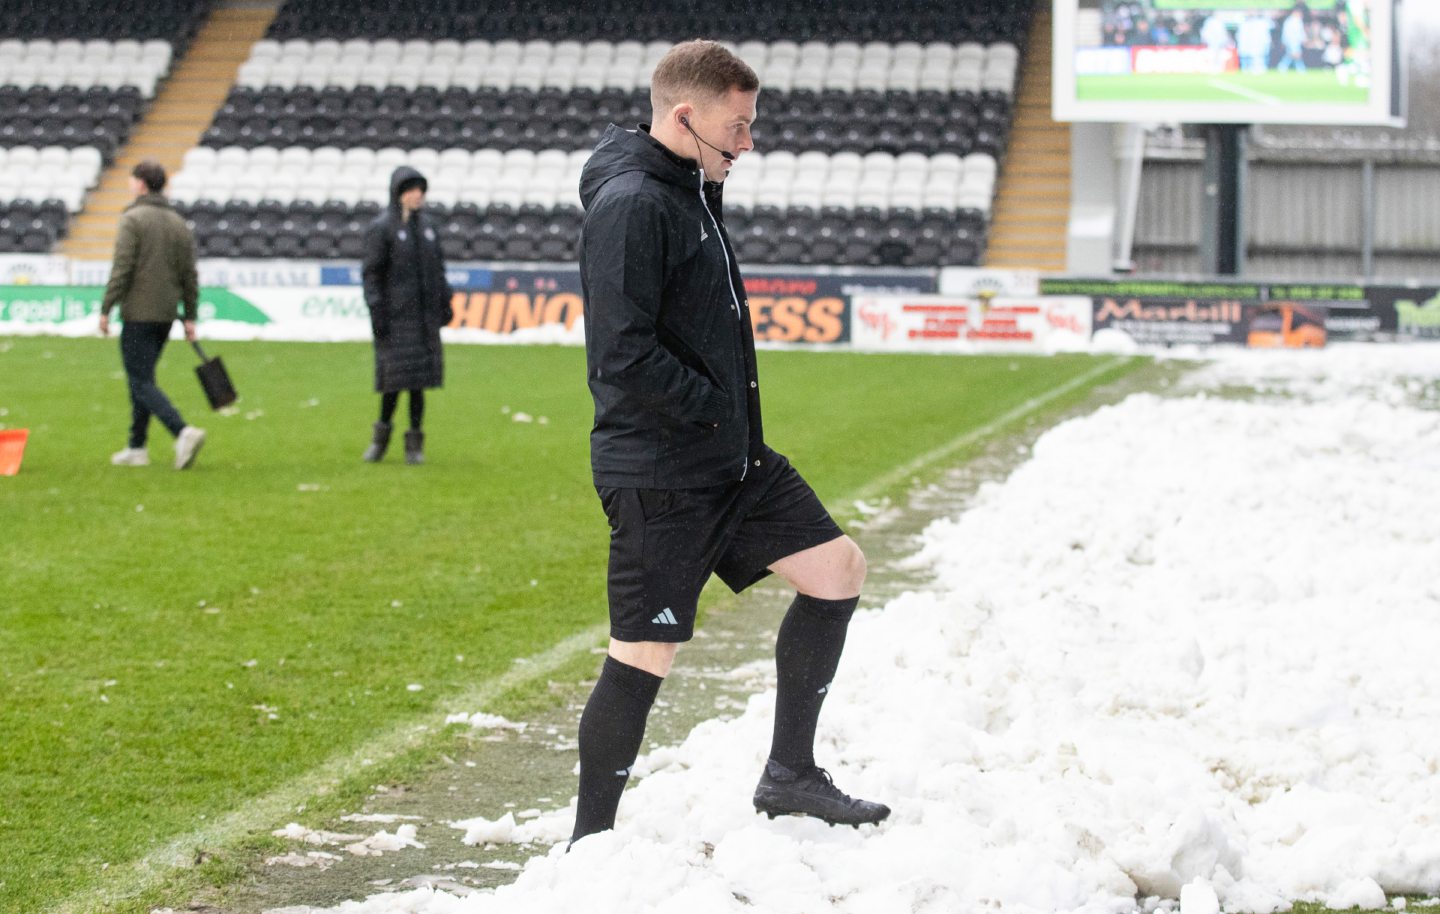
[361,166,454,465]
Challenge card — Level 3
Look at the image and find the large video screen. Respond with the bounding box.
[1052,0,1404,125]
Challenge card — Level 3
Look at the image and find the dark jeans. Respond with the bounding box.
[120,320,186,448]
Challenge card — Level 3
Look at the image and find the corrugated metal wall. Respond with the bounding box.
[1373,165,1440,251]
[1248,164,1361,253]
[1132,154,1440,281]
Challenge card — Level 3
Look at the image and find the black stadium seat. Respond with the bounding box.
[166,0,1023,265]
[0,0,213,45]
[172,198,983,266]
[266,0,1027,44]
[200,85,1005,159]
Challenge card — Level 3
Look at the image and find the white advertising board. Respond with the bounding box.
[851,294,1094,353]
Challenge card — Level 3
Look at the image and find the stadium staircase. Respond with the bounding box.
[984,2,1070,272]
[61,6,274,259]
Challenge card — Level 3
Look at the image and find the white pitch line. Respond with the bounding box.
[42,626,610,914]
[849,354,1137,504]
[1207,78,1283,105]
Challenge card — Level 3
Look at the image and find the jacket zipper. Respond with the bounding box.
[697,174,743,323]
[696,172,749,480]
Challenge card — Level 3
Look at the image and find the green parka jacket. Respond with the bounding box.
[100,194,199,323]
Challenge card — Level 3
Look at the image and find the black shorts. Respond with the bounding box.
[597,447,845,643]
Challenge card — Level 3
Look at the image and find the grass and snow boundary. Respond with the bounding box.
[283,344,1440,914]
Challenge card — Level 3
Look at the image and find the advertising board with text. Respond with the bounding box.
[0,253,68,285]
[0,267,938,347]
[71,258,325,288]
[1044,279,1261,346]
[851,294,1093,353]
[936,266,1042,298]
[1362,285,1439,338]
[1044,278,1398,346]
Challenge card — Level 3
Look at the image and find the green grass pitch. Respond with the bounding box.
[0,336,1137,912]
[1076,70,1370,105]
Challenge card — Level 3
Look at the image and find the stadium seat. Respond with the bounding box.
[167,0,1027,265]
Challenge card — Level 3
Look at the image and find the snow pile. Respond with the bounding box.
[452,812,519,846]
[344,825,426,858]
[341,814,425,825]
[271,823,364,846]
[271,822,426,859]
[266,851,342,870]
[443,712,528,733]
[1188,343,1440,406]
[294,345,1440,914]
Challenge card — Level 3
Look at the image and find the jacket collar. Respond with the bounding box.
[125,193,172,212]
[579,123,701,206]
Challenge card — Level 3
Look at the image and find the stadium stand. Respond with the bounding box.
[0,0,210,42]
[263,0,1025,44]
[165,0,1027,266]
[0,0,214,251]
[981,6,1069,272]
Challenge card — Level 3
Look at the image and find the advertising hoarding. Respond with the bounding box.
[851,294,1093,353]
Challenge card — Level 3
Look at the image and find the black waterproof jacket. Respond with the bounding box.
[579,124,763,489]
[362,166,454,342]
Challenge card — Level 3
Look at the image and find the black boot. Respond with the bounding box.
[404,429,424,465]
[753,759,890,827]
[362,422,392,462]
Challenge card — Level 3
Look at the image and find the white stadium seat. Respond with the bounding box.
[923,42,957,66]
[341,147,376,170]
[375,147,408,170]
[438,148,472,170]
[489,184,524,209]
[426,184,459,207]
[436,165,469,190]
[69,147,102,173]
[408,148,439,172]
[821,182,857,209]
[38,145,68,168]
[7,146,40,169]
[432,39,462,61]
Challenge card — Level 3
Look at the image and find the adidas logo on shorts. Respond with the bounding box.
[651,607,679,625]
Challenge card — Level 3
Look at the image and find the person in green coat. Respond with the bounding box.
[99,160,207,470]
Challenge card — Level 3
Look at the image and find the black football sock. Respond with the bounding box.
[408,389,424,430]
[768,593,859,773]
[571,655,664,842]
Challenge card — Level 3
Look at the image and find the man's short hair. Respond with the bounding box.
[132,160,166,193]
[650,40,760,116]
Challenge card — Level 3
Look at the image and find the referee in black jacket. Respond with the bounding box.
[571,40,889,844]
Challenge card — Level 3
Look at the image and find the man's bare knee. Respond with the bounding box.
[771,535,867,599]
[843,538,868,593]
[608,638,679,678]
[829,536,866,596]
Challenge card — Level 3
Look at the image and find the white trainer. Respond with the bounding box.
[110,447,150,467]
[174,426,206,470]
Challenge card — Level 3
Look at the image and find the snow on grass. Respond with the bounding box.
[444,713,528,733]
[285,344,1440,912]
[344,825,425,857]
[271,824,364,846]
[341,814,426,825]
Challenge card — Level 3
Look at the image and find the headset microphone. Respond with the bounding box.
[680,115,736,162]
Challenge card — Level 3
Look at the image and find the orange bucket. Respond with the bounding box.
[0,429,29,476]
